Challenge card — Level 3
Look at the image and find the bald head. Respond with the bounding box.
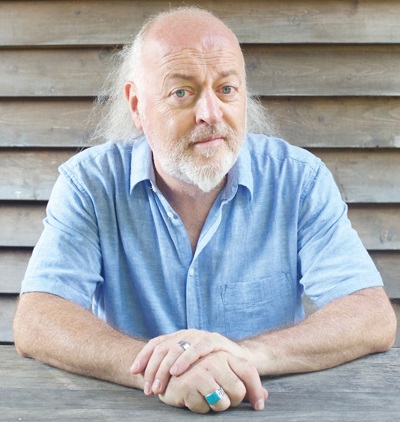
[131,7,245,83]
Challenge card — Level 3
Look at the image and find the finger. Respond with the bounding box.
[201,385,231,413]
[228,356,267,411]
[141,343,177,394]
[150,342,189,394]
[131,336,167,374]
[170,332,240,376]
[131,331,193,374]
[215,373,246,408]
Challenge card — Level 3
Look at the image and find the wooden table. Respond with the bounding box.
[1,346,399,421]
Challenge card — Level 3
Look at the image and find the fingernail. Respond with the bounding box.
[144,382,151,395]
[255,398,265,411]
[170,364,179,375]
[130,362,139,373]
[152,379,161,393]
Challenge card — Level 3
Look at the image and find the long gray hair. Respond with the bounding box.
[89,7,275,144]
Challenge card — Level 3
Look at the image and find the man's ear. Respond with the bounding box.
[124,81,143,131]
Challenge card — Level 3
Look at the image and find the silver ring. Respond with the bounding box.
[205,387,225,405]
[177,341,190,351]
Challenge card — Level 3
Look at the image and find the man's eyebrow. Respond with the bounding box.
[167,70,240,81]
[167,73,196,81]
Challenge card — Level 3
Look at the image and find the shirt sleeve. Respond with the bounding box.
[297,161,383,308]
[20,170,103,309]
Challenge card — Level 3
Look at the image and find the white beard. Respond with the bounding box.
[148,124,243,192]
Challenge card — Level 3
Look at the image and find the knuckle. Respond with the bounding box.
[238,357,256,375]
[185,390,210,414]
[172,342,186,354]
[148,336,165,347]
[228,382,246,406]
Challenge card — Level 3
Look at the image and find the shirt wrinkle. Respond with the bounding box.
[21,133,383,340]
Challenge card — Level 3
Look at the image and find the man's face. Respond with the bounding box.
[132,23,247,192]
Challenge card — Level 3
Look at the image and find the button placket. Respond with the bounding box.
[149,183,192,265]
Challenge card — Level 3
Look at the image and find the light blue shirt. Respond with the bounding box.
[21,134,382,340]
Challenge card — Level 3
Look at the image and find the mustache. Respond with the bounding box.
[183,124,235,144]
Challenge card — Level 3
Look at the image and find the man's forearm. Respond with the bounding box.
[240,287,397,376]
[13,292,145,389]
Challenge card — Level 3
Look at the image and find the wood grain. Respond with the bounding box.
[313,149,400,203]
[348,205,400,250]
[2,45,400,97]
[265,97,400,148]
[370,252,400,299]
[0,48,112,97]
[2,97,400,148]
[393,300,400,347]
[0,99,94,148]
[0,203,46,246]
[0,149,74,200]
[0,296,17,343]
[0,248,32,294]
[1,0,400,46]
[245,45,400,96]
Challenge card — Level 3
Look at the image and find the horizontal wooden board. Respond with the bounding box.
[348,206,400,251]
[313,150,400,203]
[0,203,46,246]
[0,296,17,343]
[0,99,94,148]
[265,97,400,149]
[0,150,74,201]
[245,45,400,96]
[2,45,400,97]
[0,249,32,294]
[2,97,400,148]
[394,301,400,348]
[0,48,111,97]
[1,148,400,202]
[369,252,400,299]
[1,0,400,46]
[1,247,398,297]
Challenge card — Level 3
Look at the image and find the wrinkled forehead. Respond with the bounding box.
[139,12,245,75]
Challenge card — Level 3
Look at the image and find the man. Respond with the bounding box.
[13,6,396,414]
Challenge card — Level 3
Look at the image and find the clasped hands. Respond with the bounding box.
[130,329,268,413]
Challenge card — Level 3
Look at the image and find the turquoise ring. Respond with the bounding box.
[205,387,225,405]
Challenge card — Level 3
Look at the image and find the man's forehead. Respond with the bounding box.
[141,12,242,62]
[141,35,244,77]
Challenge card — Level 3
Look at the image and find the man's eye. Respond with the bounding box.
[221,86,233,94]
[175,89,187,98]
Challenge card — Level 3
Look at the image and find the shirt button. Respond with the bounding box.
[167,211,174,219]
[189,268,195,276]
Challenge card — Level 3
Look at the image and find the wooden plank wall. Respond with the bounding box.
[0,0,399,345]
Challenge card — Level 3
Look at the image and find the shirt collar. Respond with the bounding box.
[223,138,254,201]
[129,135,254,200]
[129,136,155,194]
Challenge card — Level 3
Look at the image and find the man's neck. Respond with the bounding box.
[154,166,226,253]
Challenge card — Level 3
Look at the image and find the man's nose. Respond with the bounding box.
[195,90,223,125]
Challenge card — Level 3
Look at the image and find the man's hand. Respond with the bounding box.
[157,351,268,413]
[130,329,253,396]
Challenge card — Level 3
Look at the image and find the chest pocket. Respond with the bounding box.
[220,272,295,339]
